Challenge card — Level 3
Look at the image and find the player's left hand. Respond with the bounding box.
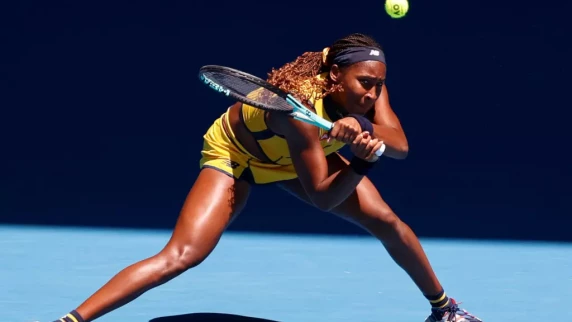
[328,117,361,143]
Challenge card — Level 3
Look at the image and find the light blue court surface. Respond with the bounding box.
[1,225,571,322]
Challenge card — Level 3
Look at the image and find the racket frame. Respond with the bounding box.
[198,65,384,156]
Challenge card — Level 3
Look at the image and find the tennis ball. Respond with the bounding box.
[385,0,409,18]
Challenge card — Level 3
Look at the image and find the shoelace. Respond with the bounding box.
[433,301,460,321]
[435,301,481,322]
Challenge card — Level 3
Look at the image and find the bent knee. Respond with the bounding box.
[157,245,208,280]
[362,208,403,238]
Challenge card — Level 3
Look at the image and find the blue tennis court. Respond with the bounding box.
[1,224,570,321]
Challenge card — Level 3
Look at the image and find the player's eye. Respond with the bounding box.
[359,79,372,87]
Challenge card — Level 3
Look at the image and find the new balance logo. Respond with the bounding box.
[222,160,240,169]
[369,50,380,56]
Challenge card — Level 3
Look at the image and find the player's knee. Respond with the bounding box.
[364,208,402,241]
[156,245,207,282]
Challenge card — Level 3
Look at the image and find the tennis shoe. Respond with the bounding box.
[425,298,482,322]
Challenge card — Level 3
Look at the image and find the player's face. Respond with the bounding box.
[330,61,386,115]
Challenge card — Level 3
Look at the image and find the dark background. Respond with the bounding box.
[1,1,570,241]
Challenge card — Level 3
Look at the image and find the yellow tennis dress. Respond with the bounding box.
[199,76,346,184]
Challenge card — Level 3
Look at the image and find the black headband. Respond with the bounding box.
[331,46,386,66]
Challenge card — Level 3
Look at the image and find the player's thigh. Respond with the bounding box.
[163,167,251,263]
[278,153,398,236]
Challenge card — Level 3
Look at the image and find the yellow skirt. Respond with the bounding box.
[199,110,300,185]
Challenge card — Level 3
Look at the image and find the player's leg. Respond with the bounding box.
[278,152,482,321]
[278,153,442,295]
[61,168,251,322]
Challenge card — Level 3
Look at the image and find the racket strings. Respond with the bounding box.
[202,70,293,112]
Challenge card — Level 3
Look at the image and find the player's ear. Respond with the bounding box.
[329,64,341,83]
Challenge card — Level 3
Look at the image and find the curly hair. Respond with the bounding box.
[266,33,382,104]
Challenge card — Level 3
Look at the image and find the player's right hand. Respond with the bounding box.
[328,117,362,144]
[349,132,383,162]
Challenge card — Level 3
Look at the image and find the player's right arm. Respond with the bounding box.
[277,113,382,212]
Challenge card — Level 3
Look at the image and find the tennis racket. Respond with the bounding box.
[198,65,385,157]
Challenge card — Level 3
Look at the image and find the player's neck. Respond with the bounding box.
[323,95,347,122]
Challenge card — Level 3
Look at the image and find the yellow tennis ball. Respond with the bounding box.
[385,0,409,18]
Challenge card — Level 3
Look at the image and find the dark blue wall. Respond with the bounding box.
[2,2,570,241]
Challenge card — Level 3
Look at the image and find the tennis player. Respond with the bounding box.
[53,33,482,322]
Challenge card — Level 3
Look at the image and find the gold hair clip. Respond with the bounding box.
[322,47,330,65]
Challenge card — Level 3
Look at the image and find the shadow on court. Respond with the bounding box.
[150,313,281,322]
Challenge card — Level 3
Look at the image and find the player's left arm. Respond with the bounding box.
[367,83,409,159]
